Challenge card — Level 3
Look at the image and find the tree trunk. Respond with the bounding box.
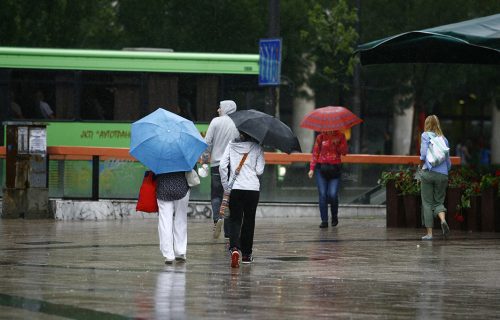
[392,101,414,155]
[292,58,315,154]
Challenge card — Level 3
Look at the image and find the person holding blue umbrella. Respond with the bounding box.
[130,108,207,264]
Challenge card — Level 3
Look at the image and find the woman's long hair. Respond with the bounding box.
[424,115,444,136]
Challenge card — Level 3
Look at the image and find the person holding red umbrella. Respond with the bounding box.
[308,131,348,228]
[301,106,362,228]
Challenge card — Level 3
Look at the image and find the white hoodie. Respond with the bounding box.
[219,140,265,192]
[204,100,239,167]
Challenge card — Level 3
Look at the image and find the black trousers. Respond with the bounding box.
[228,189,260,256]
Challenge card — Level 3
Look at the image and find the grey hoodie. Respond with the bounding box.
[219,140,265,192]
[204,100,239,167]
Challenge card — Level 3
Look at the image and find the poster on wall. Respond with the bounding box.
[17,127,29,154]
[29,128,47,155]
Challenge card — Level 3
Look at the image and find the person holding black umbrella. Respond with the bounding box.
[219,131,265,268]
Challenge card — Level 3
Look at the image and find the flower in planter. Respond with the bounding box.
[459,181,481,210]
[479,173,500,194]
[378,170,404,187]
[378,167,421,195]
[448,167,476,189]
[394,167,421,196]
[454,212,465,223]
[447,167,481,211]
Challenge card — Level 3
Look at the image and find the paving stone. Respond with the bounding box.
[0,216,499,319]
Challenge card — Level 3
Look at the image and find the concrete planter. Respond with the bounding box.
[465,196,481,232]
[386,181,405,228]
[403,194,421,228]
[446,187,463,230]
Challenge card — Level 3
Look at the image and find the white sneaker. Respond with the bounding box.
[421,234,433,240]
[213,219,223,239]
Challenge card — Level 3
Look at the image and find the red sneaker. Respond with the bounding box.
[231,248,240,268]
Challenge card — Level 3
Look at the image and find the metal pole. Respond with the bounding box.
[92,155,99,201]
[268,0,280,118]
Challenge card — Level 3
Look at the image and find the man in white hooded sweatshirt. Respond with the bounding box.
[219,131,265,268]
[203,100,240,238]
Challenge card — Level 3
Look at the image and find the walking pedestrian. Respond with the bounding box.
[156,171,191,264]
[308,130,348,228]
[419,115,451,240]
[219,131,265,268]
[202,100,239,239]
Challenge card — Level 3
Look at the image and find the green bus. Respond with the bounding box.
[0,46,260,126]
[0,47,265,200]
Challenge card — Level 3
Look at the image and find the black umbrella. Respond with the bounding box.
[228,109,302,154]
[356,14,500,65]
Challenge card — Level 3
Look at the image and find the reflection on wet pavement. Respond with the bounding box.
[0,217,499,319]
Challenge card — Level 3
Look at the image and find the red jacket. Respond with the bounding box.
[310,131,348,171]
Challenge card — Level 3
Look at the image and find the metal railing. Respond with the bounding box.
[0,146,461,203]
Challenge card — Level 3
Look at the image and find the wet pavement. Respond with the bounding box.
[1,216,499,319]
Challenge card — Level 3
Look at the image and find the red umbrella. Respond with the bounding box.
[300,106,363,132]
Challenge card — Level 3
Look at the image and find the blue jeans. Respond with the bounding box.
[211,166,229,236]
[315,167,340,223]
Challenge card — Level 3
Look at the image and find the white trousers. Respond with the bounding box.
[157,190,190,260]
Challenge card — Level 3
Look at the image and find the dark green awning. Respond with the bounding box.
[356,14,500,65]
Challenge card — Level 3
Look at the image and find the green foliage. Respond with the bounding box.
[300,0,358,97]
[459,181,481,210]
[116,0,266,53]
[479,173,500,192]
[394,167,421,196]
[0,0,120,48]
[378,167,420,195]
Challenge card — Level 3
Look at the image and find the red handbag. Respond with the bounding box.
[136,171,159,213]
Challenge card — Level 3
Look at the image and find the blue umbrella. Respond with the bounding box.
[130,108,207,174]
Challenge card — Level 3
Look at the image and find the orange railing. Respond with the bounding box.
[0,146,461,165]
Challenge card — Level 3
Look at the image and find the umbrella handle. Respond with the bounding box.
[219,192,231,218]
[219,151,250,218]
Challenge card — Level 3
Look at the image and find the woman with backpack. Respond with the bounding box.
[419,115,451,240]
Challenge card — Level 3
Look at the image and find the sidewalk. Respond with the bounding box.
[0,216,499,319]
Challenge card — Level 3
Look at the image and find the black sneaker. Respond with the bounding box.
[242,254,254,264]
[319,221,328,228]
[332,216,338,227]
[175,254,186,262]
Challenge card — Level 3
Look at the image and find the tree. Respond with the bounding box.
[115,0,266,52]
[0,0,120,48]
[357,0,500,156]
[299,0,358,105]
